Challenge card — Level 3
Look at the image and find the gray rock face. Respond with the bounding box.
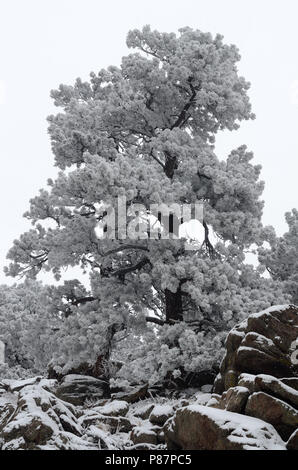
[164,405,286,450]
[0,403,17,433]
[93,400,129,417]
[254,374,298,408]
[55,374,110,405]
[111,384,148,403]
[0,381,86,449]
[245,391,298,440]
[149,404,174,426]
[214,305,298,394]
[287,429,298,450]
[281,377,298,391]
[207,386,250,413]
[130,426,158,446]
[133,403,154,420]
[210,306,298,447]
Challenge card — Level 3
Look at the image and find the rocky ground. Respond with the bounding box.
[0,305,297,450]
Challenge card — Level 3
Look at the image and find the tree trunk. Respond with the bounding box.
[92,322,124,381]
[165,286,183,322]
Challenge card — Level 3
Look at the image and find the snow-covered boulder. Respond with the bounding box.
[55,374,110,406]
[132,403,154,420]
[8,377,43,393]
[130,421,159,446]
[78,408,133,434]
[164,404,287,450]
[111,384,148,403]
[0,381,135,450]
[207,386,250,414]
[254,374,298,408]
[149,404,174,426]
[0,382,85,449]
[214,305,298,394]
[93,400,129,417]
[0,402,17,433]
[245,391,298,440]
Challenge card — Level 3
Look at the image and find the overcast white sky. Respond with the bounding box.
[0,0,298,285]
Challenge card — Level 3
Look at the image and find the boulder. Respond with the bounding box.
[130,425,158,446]
[281,378,298,391]
[237,373,257,394]
[236,347,293,378]
[48,355,111,381]
[164,405,286,450]
[287,429,298,450]
[55,374,110,405]
[0,383,83,449]
[0,402,17,432]
[78,409,132,433]
[96,415,132,433]
[2,415,54,448]
[254,374,298,409]
[193,393,212,406]
[222,386,250,413]
[245,391,298,440]
[133,403,155,420]
[206,387,249,413]
[214,305,298,394]
[7,377,58,394]
[206,394,223,409]
[8,376,43,393]
[149,404,174,426]
[93,400,129,417]
[111,384,148,403]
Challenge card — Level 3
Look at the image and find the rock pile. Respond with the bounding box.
[165,305,298,450]
[214,304,298,393]
[0,305,297,450]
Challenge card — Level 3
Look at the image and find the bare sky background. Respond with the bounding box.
[0,0,297,285]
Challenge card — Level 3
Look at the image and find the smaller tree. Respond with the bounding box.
[259,209,298,305]
[0,280,55,376]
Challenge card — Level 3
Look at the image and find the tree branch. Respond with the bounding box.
[170,77,198,130]
[111,257,151,278]
[145,316,165,326]
[68,295,97,306]
[149,148,165,170]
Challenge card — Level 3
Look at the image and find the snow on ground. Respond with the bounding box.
[94,400,128,415]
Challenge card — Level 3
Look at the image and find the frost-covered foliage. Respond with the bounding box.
[0,281,55,376]
[4,26,288,382]
[259,209,298,305]
[48,299,114,377]
[114,323,226,386]
[0,364,35,380]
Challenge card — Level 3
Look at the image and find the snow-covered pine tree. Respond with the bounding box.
[259,209,298,305]
[0,280,54,377]
[5,26,288,384]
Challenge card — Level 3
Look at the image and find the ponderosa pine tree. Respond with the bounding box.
[5,26,288,384]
